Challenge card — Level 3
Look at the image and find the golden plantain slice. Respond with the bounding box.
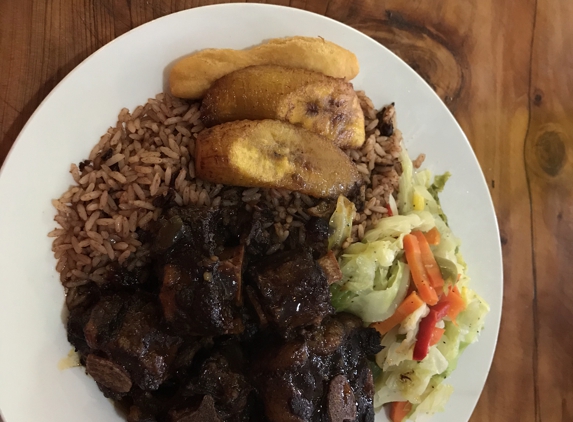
[201,65,366,149]
[169,36,359,99]
[195,120,361,198]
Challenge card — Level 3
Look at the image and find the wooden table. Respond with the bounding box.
[1,1,571,421]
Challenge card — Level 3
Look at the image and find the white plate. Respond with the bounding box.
[0,4,502,422]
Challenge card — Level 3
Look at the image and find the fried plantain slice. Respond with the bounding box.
[195,119,361,198]
[201,65,365,148]
[170,36,359,99]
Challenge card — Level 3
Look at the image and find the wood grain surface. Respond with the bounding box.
[1,1,572,421]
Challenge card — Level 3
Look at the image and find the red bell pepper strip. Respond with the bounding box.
[385,203,393,216]
[413,301,450,361]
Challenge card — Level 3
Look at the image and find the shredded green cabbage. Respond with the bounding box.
[374,346,449,406]
[328,195,356,250]
[409,381,454,419]
[371,150,489,420]
[457,288,490,344]
[341,261,410,323]
[329,147,490,420]
[362,212,435,243]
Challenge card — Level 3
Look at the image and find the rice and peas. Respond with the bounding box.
[49,90,413,291]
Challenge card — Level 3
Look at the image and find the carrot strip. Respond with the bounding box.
[412,231,445,290]
[429,327,446,346]
[403,234,439,305]
[439,285,466,323]
[406,279,416,296]
[370,291,425,335]
[390,401,412,422]
[424,227,441,245]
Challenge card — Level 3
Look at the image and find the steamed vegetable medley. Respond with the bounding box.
[329,149,489,421]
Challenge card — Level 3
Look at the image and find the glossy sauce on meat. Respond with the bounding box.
[65,204,382,422]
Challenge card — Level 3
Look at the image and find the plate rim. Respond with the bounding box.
[0,4,503,422]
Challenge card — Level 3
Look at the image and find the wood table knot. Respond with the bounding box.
[533,88,544,106]
[530,130,567,177]
[353,16,465,110]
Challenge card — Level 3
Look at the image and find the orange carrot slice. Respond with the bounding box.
[390,401,412,422]
[369,291,425,335]
[413,231,445,290]
[429,327,446,346]
[424,227,441,245]
[403,234,439,305]
[439,285,466,323]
